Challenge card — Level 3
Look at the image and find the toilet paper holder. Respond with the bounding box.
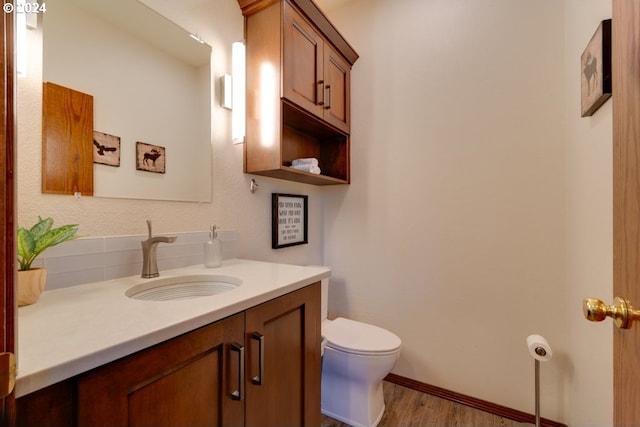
[524,335,552,427]
[534,347,547,357]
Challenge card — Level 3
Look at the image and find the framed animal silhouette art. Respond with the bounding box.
[93,131,121,167]
[581,19,611,117]
[136,141,166,174]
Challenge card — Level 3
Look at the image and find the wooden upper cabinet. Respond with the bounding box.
[239,0,358,185]
[283,2,350,133]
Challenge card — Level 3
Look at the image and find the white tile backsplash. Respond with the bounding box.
[40,230,237,291]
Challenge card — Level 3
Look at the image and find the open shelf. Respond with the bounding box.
[281,101,349,184]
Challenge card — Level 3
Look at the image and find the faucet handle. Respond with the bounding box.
[146,219,152,238]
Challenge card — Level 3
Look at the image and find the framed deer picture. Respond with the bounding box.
[136,142,166,174]
[581,19,611,117]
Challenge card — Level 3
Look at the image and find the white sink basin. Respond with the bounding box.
[125,274,241,301]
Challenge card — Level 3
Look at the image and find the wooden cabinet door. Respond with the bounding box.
[77,313,245,427]
[283,2,324,119]
[245,283,321,427]
[16,379,75,427]
[323,46,351,133]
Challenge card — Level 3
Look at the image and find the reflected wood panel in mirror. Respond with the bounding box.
[42,82,93,196]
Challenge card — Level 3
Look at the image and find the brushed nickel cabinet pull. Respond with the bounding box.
[230,343,245,400]
[325,84,332,110]
[251,332,264,385]
[317,80,325,106]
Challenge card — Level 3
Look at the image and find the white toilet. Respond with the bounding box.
[321,279,401,427]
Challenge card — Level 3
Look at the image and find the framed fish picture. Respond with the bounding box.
[581,19,611,117]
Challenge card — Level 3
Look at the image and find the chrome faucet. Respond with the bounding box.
[141,220,177,278]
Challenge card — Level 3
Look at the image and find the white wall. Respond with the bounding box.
[320,0,612,425]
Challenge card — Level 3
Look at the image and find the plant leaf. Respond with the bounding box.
[33,224,79,259]
[17,227,36,270]
[29,216,53,241]
[46,224,80,247]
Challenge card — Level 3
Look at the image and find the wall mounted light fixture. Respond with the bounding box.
[16,0,38,77]
[16,0,27,76]
[232,41,246,144]
[220,74,233,110]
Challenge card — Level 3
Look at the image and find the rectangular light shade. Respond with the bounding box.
[232,41,245,144]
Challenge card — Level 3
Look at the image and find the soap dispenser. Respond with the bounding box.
[204,225,222,268]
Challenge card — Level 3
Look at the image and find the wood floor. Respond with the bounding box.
[321,381,520,427]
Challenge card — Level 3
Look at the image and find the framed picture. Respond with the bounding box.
[581,19,612,117]
[272,193,308,249]
[136,141,165,174]
[93,131,120,166]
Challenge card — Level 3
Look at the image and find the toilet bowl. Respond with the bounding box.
[321,280,401,427]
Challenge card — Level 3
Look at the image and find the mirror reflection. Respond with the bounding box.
[42,0,213,202]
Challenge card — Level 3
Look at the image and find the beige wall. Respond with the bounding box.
[17,0,614,424]
[321,0,612,425]
[564,1,613,425]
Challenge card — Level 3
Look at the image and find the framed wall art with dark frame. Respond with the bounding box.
[136,141,166,174]
[272,193,308,249]
[93,131,121,167]
[581,19,611,117]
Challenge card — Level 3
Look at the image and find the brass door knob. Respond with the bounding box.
[583,296,640,329]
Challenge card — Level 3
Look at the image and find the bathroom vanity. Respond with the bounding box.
[14,259,329,426]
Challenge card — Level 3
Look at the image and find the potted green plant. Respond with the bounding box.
[17,216,80,306]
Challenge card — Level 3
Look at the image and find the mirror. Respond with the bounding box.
[42,0,213,202]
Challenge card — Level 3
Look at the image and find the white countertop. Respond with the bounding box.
[16,259,330,398]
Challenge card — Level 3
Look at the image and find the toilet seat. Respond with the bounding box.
[323,317,401,356]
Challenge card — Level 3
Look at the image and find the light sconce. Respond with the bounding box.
[232,40,246,144]
[16,0,38,77]
[16,0,27,76]
[220,74,233,110]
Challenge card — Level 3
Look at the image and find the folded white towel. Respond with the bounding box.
[291,164,321,174]
[292,158,319,167]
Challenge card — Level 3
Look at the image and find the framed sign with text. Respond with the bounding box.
[272,193,308,249]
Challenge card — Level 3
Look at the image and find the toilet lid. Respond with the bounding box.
[323,317,401,355]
